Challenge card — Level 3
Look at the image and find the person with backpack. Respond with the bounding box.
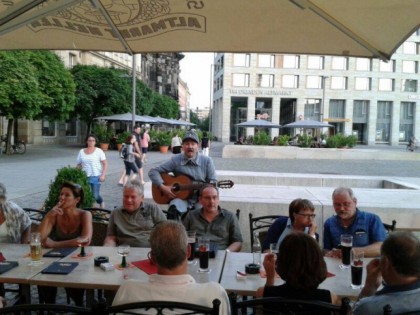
[122,135,142,186]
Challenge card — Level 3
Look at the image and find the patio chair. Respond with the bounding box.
[383,220,397,233]
[0,303,93,314]
[248,213,282,250]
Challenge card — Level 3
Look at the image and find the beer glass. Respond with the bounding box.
[340,234,353,268]
[351,250,364,289]
[29,232,43,265]
[187,231,196,264]
[197,237,210,273]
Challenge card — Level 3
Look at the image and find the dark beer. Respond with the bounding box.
[198,245,209,270]
[188,240,196,261]
[351,264,363,288]
[341,244,352,266]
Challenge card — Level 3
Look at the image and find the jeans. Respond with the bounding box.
[89,176,103,204]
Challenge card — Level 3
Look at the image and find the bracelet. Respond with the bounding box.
[225,249,231,252]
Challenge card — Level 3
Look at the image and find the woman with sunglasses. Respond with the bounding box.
[262,198,318,253]
[38,182,92,305]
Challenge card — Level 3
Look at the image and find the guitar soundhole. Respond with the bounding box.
[172,183,180,192]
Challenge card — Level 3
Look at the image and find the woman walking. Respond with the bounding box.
[76,134,107,208]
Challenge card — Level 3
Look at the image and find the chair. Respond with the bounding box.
[83,207,112,223]
[383,304,420,315]
[0,303,94,314]
[91,221,108,246]
[104,299,221,315]
[249,213,281,249]
[230,295,350,315]
[383,220,397,233]
[23,207,45,232]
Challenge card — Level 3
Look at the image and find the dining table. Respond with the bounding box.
[220,252,370,299]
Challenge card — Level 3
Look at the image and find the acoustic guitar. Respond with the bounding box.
[152,173,234,204]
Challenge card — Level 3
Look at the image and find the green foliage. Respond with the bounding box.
[277,135,290,146]
[298,134,313,148]
[346,135,358,148]
[156,131,172,146]
[253,131,271,145]
[150,94,179,118]
[326,135,339,148]
[171,129,187,140]
[326,133,358,148]
[92,122,112,143]
[117,131,131,144]
[44,166,94,211]
[189,110,200,126]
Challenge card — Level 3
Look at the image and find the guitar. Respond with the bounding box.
[152,173,234,204]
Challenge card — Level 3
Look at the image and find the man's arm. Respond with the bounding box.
[228,212,243,252]
[103,235,117,247]
[227,241,242,252]
[355,241,382,258]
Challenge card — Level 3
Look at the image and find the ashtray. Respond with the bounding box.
[94,256,109,267]
[245,263,260,274]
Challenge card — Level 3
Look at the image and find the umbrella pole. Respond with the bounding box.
[131,55,136,130]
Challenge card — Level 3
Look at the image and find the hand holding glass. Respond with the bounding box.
[118,245,130,268]
[269,243,279,254]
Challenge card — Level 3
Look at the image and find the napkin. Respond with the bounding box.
[41,262,79,274]
[132,259,157,275]
[0,252,5,262]
[0,261,19,274]
[43,247,77,258]
[327,271,335,278]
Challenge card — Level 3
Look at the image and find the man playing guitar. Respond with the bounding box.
[148,131,216,219]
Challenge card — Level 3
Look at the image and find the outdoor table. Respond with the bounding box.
[28,246,226,305]
[220,252,370,299]
[0,243,60,303]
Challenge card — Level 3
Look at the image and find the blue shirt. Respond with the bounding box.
[323,208,387,250]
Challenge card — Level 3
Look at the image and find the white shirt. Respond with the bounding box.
[113,274,230,314]
[76,148,106,177]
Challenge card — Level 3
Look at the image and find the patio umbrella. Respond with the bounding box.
[0,0,418,60]
[95,112,158,124]
[283,119,333,129]
[236,119,282,128]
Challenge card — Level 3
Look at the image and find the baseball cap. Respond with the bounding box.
[183,131,199,144]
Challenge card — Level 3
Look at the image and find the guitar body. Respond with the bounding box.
[152,173,235,205]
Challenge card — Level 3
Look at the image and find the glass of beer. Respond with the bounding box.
[340,234,353,268]
[197,237,210,273]
[187,231,196,264]
[351,250,364,289]
[29,232,43,265]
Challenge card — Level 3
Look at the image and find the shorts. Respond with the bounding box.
[124,161,139,175]
[134,156,143,168]
[141,147,148,154]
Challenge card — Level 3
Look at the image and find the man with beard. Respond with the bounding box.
[323,187,387,257]
[149,131,216,220]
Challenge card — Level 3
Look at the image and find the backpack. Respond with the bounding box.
[120,143,128,159]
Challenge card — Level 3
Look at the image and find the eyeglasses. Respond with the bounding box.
[333,202,353,208]
[87,139,96,142]
[296,213,316,219]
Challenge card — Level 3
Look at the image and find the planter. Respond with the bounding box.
[116,143,123,151]
[159,145,169,154]
[99,143,109,151]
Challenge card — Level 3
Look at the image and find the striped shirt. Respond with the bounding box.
[76,148,106,177]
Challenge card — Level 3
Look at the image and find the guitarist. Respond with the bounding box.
[148,131,216,220]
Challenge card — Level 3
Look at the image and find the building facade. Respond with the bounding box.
[212,30,420,145]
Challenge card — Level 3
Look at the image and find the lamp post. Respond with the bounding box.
[131,54,137,130]
[321,76,329,122]
[208,63,214,135]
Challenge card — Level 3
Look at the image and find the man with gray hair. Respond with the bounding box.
[353,231,420,314]
[323,187,386,257]
[103,179,166,247]
[112,221,230,314]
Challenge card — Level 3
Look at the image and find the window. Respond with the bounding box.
[376,101,392,142]
[282,75,298,88]
[304,99,321,120]
[402,60,417,73]
[355,58,371,71]
[331,57,348,70]
[69,53,76,68]
[329,100,345,118]
[233,54,250,67]
[65,118,77,136]
[379,60,394,72]
[353,100,369,118]
[232,73,250,87]
[378,78,394,91]
[402,79,417,92]
[403,42,417,54]
[330,77,347,90]
[42,120,56,137]
[307,56,324,69]
[306,76,322,89]
[282,55,299,69]
[355,77,371,91]
[257,74,274,88]
[258,54,274,68]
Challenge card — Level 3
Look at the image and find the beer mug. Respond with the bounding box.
[29,232,43,265]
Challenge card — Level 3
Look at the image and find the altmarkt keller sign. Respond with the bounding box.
[229,89,292,96]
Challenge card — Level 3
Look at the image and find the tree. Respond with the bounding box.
[71,65,132,135]
[149,93,179,118]
[0,51,75,153]
[190,109,200,126]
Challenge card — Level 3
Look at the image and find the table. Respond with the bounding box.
[220,252,369,299]
[0,243,59,303]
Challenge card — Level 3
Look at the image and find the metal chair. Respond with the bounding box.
[248,213,281,250]
[0,303,94,314]
[230,295,350,315]
[383,220,397,233]
[23,207,45,232]
[104,299,221,315]
[383,304,420,315]
[83,207,111,223]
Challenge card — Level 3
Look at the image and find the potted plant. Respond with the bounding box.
[93,122,112,151]
[116,131,130,151]
[156,131,172,154]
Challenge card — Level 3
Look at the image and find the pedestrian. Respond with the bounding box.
[201,131,210,156]
[140,127,150,163]
[122,135,142,186]
[171,133,182,154]
[76,134,107,208]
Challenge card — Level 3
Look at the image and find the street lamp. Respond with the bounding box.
[321,76,329,122]
[208,63,214,135]
[131,54,137,130]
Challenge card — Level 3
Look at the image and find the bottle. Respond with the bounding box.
[252,231,261,266]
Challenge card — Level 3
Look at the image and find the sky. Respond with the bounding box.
[179,52,214,110]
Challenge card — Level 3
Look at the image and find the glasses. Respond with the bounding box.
[87,139,96,142]
[333,202,353,208]
[296,213,316,219]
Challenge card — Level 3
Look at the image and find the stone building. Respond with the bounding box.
[212,30,420,146]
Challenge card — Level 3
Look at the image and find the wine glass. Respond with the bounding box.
[117,245,130,268]
[77,237,89,257]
